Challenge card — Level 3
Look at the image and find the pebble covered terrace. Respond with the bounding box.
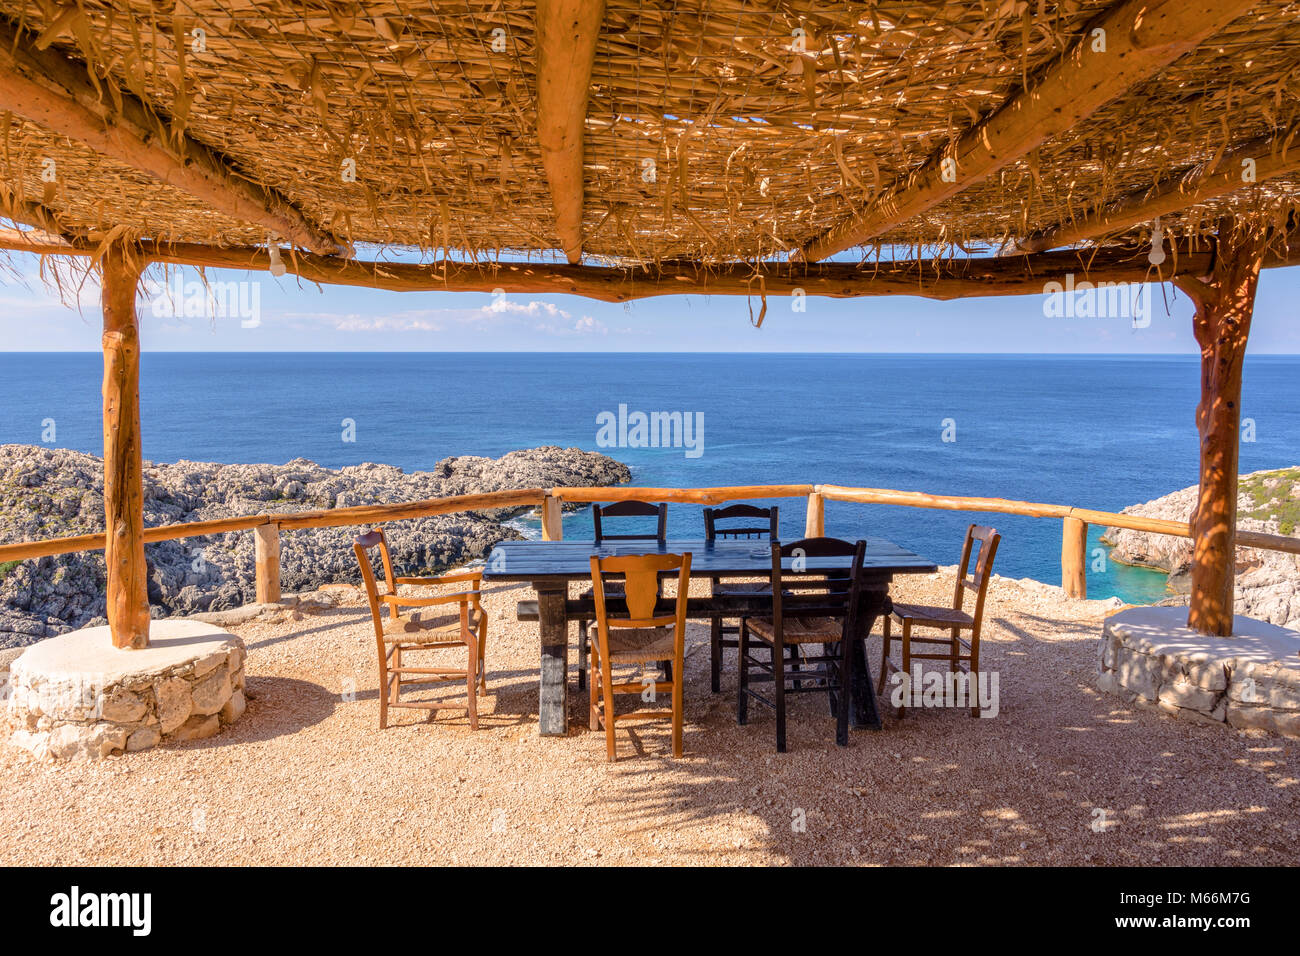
[3,569,1297,866]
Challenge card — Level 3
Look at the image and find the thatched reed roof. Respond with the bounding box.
[0,0,1297,272]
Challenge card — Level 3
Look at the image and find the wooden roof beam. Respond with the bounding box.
[0,17,347,257]
[535,0,606,264]
[3,233,1297,303]
[1016,129,1300,253]
[798,0,1258,262]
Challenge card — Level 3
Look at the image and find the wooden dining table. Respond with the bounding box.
[483,537,938,736]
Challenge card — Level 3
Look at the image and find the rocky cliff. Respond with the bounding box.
[0,444,629,648]
[1102,467,1300,629]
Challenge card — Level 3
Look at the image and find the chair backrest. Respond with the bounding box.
[592,500,668,544]
[769,537,868,643]
[703,504,779,541]
[353,528,396,638]
[589,552,691,630]
[953,524,1001,629]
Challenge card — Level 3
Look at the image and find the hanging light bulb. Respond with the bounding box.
[267,241,286,277]
[1148,217,1166,267]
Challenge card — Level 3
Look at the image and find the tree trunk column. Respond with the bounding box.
[101,243,150,649]
[1180,221,1265,637]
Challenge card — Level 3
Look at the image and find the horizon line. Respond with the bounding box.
[3,349,1300,357]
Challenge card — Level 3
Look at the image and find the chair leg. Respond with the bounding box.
[970,633,981,718]
[478,617,489,693]
[577,620,589,691]
[949,625,959,687]
[773,636,787,753]
[390,646,402,706]
[378,652,389,730]
[602,661,618,762]
[899,621,912,718]
[710,616,722,693]
[588,642,600,731]
[835,636,853,747]
[789,644,801,690]
[737,620,750,725]
[671,656,684,758]
[878,615,893,694]
[465,634,479,731]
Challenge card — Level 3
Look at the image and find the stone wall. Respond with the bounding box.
[5,624,246,760]
[1098,605,1300,738]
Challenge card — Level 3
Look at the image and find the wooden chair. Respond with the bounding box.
[353,529,488,730]
[878,524,1000,718]
[703,504,779,692]
[587,552,692,761]
[738,537,868,752]
[577,500,668,691]
[593,500,668,544]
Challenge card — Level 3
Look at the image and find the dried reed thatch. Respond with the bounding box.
[0,1,1296,271]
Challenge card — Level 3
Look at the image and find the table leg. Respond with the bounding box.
[536,584,569,737]
[851,588,887,730]
[826,586,886,731]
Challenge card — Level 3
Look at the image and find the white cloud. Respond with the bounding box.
[0,270,101,316]
[535,314,608,336]
[483,296,566,317]
[330,313,443,333]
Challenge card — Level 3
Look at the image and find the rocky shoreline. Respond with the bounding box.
[1102,467,1300,629]
[0,444,629,649]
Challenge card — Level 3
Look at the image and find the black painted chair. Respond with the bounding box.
[738,537,868,752]
[703,504,779,692]
[577,501,668,691]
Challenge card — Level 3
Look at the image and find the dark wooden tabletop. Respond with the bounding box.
[482,537,937,583]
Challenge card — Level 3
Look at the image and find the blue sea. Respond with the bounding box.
[4,352,1300,604]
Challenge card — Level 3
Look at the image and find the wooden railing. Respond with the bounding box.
[1,483,1297,602]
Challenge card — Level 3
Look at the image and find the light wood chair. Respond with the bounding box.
[703,504,779,692]
[353,529,488,730]
[577,500,668,691]
[587,551,691,761]
[878,524,1000,718]
[738,537,868,752]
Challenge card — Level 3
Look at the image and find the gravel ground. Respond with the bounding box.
[3,569,1298,866]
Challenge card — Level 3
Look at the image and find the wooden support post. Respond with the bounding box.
[1061,516,1088,599]
[254,522,281,604]
[805,492,825,538]
[101,243,149,649]
[541,494,564,541]
[1176,218,1267,636]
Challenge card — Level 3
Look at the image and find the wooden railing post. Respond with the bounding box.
[541,494,564,541]
[101,242,149,649]
[254,521,282,604]
[1061,516,1087,599]
[804,491,825,537]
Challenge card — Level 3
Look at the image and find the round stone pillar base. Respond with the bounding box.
[5,620,246,760]
[1098,605,1300,738]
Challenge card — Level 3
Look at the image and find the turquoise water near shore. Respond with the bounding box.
[3,352,1298,604]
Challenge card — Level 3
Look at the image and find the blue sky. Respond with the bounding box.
[3,251,1299,353]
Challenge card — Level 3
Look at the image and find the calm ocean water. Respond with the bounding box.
[4,352,1300,604]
